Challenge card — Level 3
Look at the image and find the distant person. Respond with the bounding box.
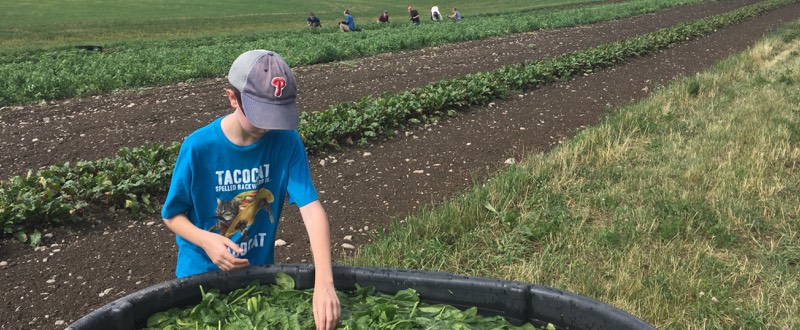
[377,10,390,23]
[449,7,462,22]
[306,12,321,28]
[431,6,442,21]
[339,9,356,32]
[408,6,420,26]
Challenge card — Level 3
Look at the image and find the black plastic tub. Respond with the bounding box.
[68,265,655,330]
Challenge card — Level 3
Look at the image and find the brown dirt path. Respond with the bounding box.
[1,1,798,328]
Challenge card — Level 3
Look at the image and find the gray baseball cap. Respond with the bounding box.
[228,50,298,130]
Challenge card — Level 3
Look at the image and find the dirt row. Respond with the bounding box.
[1,1,799,328]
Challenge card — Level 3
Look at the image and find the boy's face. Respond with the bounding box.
[226,88,268,136]
[235,108,269,137]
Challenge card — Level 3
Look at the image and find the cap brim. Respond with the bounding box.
[241,94,299,130]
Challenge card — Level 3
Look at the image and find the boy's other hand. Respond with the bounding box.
[199,232,250,271]
[313,282,341,330]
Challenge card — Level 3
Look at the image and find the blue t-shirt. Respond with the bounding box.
[307,16,320,24]
[162,117,318,278]
[344,14,355,31]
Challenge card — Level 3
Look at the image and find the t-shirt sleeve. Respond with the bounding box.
[286,131,318,207]
[161,142,194,219]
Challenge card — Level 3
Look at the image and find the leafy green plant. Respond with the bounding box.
[1,143,179,242]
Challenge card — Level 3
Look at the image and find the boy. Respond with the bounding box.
[161,50,340,329]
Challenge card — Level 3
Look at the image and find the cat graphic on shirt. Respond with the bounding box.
[209,188,275,240]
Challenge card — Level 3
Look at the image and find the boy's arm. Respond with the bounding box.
[300,200,341,330]
[163,214,249,271]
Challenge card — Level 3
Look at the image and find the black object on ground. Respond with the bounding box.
[75,45,104,52]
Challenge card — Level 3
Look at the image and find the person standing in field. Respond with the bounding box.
[339,9,356,32]
[449,7,462,22]
[377,10,390,23]
[430,6,442,21]
[408,6,420,26]
[161,50,341,329]
[307,12,322,28]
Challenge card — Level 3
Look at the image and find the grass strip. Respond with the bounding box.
[347,20,800,328]
[0,0,793,242]
[0,0,710,107]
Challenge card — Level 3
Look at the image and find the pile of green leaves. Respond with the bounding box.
[1,0,794,243]
[144,273,547,330]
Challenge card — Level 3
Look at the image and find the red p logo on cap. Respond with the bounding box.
[271,77,287,97]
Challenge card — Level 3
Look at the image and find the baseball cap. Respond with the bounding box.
[228,50,298,130]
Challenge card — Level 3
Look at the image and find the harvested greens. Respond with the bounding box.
[144,273,551,329]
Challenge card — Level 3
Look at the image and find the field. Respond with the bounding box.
[0,0,705,106]
[0,0,799,329]
[0,0,599,50]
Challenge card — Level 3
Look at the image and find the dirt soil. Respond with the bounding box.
[1,0,798,328]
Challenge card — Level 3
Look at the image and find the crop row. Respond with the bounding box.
[1,0,794,243]
[0,0,709,107]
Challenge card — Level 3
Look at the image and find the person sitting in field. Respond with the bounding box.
[377,10,390,23]
[431,6,442,21]
[449,7,462,22]
[408,6,420,26]
[307,12,321,28]
[339,9,356,32]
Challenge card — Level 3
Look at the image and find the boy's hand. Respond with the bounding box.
[313,282,341,330]
[199,231,250,271]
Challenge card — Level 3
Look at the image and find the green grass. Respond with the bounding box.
[346,20,800,328]
[0,0,602,51]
